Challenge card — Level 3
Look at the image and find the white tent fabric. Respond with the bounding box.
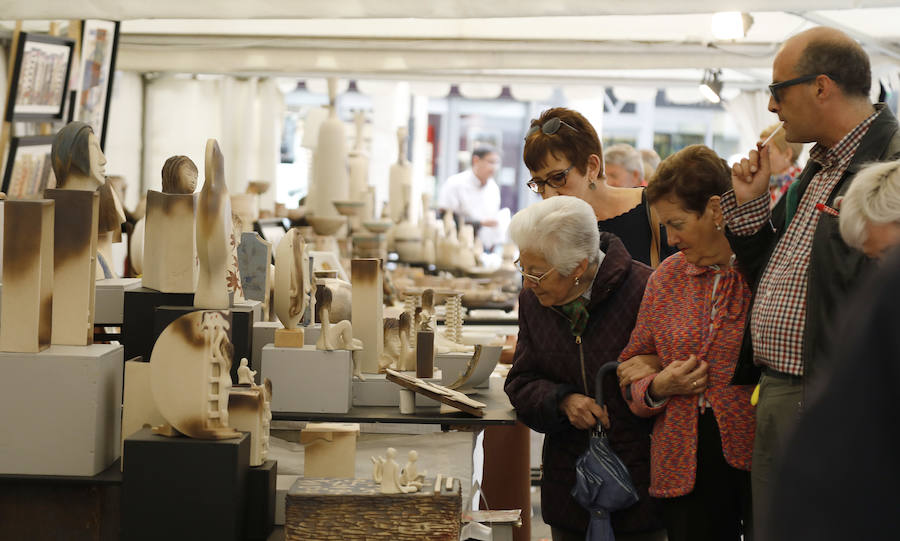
[723,90,780,157]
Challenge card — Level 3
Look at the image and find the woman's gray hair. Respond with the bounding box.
[604,144,644,180]
[840,160,900,251]
[508,196,600,275]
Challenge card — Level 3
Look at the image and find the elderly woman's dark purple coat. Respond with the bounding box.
[505,233,663,534]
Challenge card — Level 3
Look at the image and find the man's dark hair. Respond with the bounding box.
[795,38,871,98]
[472,145,499,163]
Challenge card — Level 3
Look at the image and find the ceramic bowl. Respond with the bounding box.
[307,215,346,236]
[332,200,365,216]
[362,220,393,234]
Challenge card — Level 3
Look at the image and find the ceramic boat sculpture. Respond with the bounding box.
[195,139,233,309]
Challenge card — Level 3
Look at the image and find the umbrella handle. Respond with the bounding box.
[594,361,620,408]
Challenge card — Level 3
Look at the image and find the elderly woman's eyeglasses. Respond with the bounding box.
[768,73,837,103]
[527,165,574,194]
[514,258,557,284]
[524,117,579,141]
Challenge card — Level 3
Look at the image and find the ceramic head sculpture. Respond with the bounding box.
[274,228,310,330]
[161,155,199,194]
[149,310,241,439]
[51,121,105,191]
[315,284,363,353]
[195,139,233,309]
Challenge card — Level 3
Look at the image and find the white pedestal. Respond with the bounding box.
[0,344,124,475]
[252,322,321,374]
[261,344,352,413]
[95,278,142,325]
[351,372,441,407]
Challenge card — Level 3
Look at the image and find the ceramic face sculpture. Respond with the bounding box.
[161,155,199,194]
[51,121,105,192]
[274,228,309,330]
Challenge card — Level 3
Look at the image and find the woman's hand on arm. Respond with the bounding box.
[559,393,610,430]
[647,354,708,401]
[617,355,662,387]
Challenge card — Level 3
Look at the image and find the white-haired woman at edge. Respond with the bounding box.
[839,159,900,259]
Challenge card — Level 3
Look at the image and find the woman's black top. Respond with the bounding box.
[597,190,676,267]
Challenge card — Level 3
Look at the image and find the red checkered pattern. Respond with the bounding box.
[724,110,878,375]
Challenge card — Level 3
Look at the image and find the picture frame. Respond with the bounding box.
[1,136,57,200]
[4,33,76,122]
[71,20,120,150]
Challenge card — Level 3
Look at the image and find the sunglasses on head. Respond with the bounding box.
[768,73,838,103]
[524,117,579,141]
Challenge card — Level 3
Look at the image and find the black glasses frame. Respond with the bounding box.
[524,117,579,141]
[527,165,575,194]
[768,73,837,103]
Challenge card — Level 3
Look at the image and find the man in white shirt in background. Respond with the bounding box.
[437,145,506,251]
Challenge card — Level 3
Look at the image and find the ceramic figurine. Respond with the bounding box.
[388,127,412,223]
[400,450,426,487]
[378,317,401,372]
[96,178,127,279]
[237,357,256,385]
[371,447,418,494]
[396,312,416,371]
[161,155,198,194]
[315,285,363,353]
[195,139,233,309]
[150,310,241,439]
[274,228,310,330]
[227,214,246,303]
[143,156,199,293]
[50,121,104,191]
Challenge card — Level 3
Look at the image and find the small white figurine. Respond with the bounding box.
[400,450,425,487]
[237,358,256,385]
[371,447,418,494]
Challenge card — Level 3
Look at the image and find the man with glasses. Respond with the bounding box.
[437,145,506,251]
[723,26,900,535]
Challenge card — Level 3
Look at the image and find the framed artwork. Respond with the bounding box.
[4,33,75,122]
[71,20,120,150]
[1,136,57,200]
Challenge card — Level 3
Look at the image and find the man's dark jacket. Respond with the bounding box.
[504,233,663,534]
[728,104,900,386]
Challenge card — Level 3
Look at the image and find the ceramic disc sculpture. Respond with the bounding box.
[150,310,241,439]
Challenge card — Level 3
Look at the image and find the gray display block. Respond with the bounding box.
[352,372,441,407]
[95,278,142,325]
[252,321,320,379]
[0,344,124,476]
[261,344,352,414]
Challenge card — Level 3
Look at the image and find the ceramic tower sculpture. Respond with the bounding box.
[388,126,412,223]
[195,139,233,309]
[311,77,350,217]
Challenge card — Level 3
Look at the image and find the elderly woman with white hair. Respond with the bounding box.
[604,143,645,188]
[504,195,665,541]
[839,159,900,259]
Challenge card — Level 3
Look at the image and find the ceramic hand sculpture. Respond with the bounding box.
[400,450,426,487]
[371,447,418,494]
[237,357,256,385]
[274,228,310,330]
[195,139,233,309]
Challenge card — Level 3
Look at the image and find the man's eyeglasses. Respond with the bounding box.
[768,73,838,103]
[527,165,574,194]
[514,258,557,284]
[524,117,579,141]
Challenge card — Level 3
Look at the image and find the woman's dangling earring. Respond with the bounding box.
[588,180,597,190]
[715,223,723,231]
[574,276,581,285]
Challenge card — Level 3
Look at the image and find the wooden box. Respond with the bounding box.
[285,477,461,540]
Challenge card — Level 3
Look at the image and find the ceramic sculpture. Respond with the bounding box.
[227,214,246,303]
[195,139,233,309]
[237,357,256,385]
[371,448,418,494]
[237,231,272,312]
[150,310,241,439]
[274,228,309,347]
[143,156,199,293]
[50,121,104,192]
[351,258,383,374]
[228,377,272,466]
[420,289,436,331]
[388,127,412,223]
[400,450,425,488]
[396,312,417,371]
[348,111,369,204]
[378,317,401,372]
[96,178,126,279]
[310,78,350,217]
[45,188,99,345]
[315,285,363,353]
[0,200,54,353]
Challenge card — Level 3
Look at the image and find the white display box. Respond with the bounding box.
[234,299,263,323]
[252,321,320,373]
[352,372,441,407]
[0,344,124,476]
[261,344,352,413]
[95,278,142,325]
